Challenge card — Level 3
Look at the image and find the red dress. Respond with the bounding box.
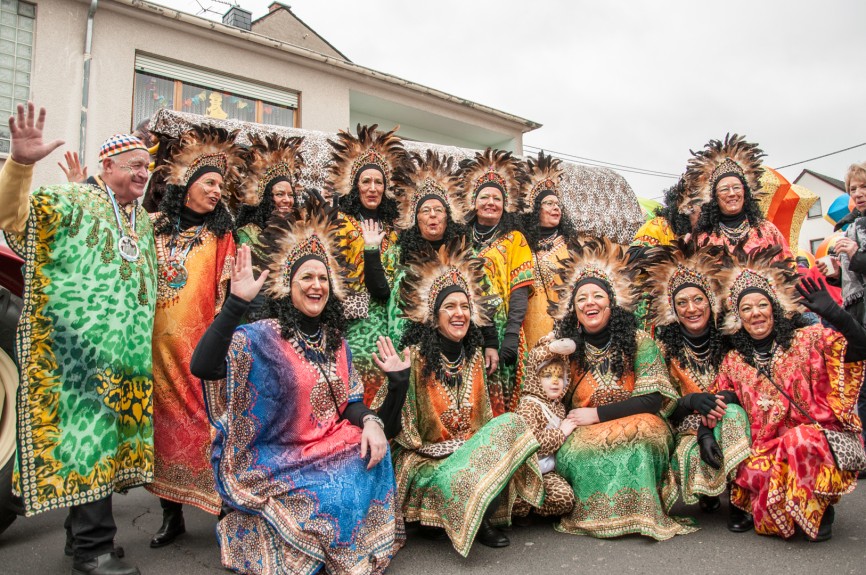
[713,325,864,539]
[147,225,234,513]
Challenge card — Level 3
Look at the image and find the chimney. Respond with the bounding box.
[222,5,252,31]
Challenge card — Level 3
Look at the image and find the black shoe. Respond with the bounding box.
[727,506,754,533]
[65,538,123,559]
[150,509,186,548]
[806,506,834,542]
[511,513,534,528]
[71,552,139,575]
[699,495,721,513]
[417,525,448,541]
[475,519,509,548]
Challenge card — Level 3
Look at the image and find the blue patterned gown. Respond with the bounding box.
[203,319,403,575]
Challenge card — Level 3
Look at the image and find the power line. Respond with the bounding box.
[775,142,866,170]
[524,143,679,178]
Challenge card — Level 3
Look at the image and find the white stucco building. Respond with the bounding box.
[794,169,847,253]
[0,0,541,187]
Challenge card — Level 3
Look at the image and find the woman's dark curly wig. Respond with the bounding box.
[520,195,579,252]
[655,316,728,371]
[396,217,470,265]
[555,305,638,380]
[654,181,695,237]
[694,181,764,237]
[234,190,277,232]
[153,184,234,238]
[337,185,399,226]
[400,320,484,383]
[262,293,347,356]
[729,304,809,368]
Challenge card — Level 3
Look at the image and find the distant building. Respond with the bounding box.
[1,0,540,187]
[794,169,847,253]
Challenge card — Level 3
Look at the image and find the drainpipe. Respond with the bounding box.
[80,0,98,163]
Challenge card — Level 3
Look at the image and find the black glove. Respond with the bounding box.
[680,392,719,417]
[499,332,519,366]
[698,425,723,470]
[796,276,839,319]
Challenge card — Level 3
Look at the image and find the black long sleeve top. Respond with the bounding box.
[189,294,375,428]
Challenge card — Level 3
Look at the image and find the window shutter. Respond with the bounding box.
[134,54,298,109]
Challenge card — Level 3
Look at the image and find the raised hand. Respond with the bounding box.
[9,102,64,165]
[360,218,385,248]
[796,276,839,319]
[372,336,410,373]
[230,245,269,302]
[58,151,88,183]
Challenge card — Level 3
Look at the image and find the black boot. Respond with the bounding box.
[806,505,834,542]
[417,525,449,541]
[698,495,721,513]
[150,499,185,548]
[475,519,509,548]
[727,505,754,533]
[71,551,139,575]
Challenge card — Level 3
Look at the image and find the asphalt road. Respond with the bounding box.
[0,485,864,574]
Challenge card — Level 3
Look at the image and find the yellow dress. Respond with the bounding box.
[475,230,534,415]
[525,234,568,351]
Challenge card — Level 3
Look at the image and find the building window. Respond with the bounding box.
[132,54,298,130]
[0,0,34,154]
[807,197,823,219]
[810,238,824,254]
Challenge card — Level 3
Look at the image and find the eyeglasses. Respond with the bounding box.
[540,200,560,208]
[716,184,744,196]
[418,206,446,216]
[118,161,149,175]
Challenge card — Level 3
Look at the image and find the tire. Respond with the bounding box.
[0,284,22,537]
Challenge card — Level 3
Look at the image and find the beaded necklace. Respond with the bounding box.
[439,348,466,388]
[472,222,500,246]
[296,326,327,364]
[753,341,777,378]
[720,219,750,242]
[164,224,205,289]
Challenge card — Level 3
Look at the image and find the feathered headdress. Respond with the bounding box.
[326,123,411,198]
[549,238,640,321]
[685,133,766,206]
[521,151,564,212]
[643,240,728,327]
[255,197,349,301]
[720,244,801,335]
[454,148,527,217]
[399,238,493,328]
[161,125,245,196]
[238,134,305,206]
[395,150,464,230]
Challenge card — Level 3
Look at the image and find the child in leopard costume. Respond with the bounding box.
[513,337,577,518]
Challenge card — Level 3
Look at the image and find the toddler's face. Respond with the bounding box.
[539,362,566,400]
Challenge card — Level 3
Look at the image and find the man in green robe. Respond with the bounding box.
[0,103,156,575]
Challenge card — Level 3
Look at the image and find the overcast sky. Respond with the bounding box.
[154,0,866,200]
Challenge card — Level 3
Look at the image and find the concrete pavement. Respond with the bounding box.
[1,485,864,574]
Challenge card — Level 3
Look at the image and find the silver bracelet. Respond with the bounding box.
[362,414,384,429]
